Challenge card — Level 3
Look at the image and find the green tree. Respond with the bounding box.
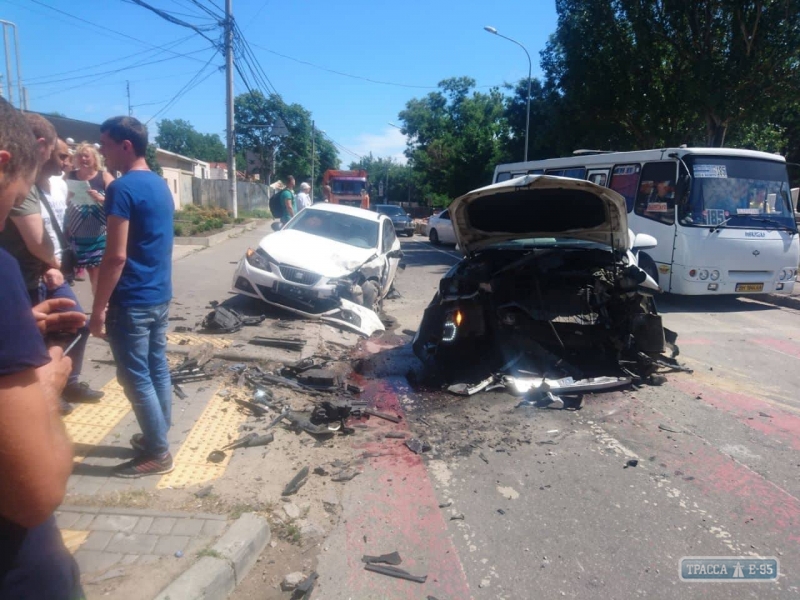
[155,118,226,162]
[398,77,507,206]
[542,0,800,148]
[349,154,414,204]
[145,144,162,176]
[234,91,339,189]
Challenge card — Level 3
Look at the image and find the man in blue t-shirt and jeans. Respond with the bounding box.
[90,116,175,477]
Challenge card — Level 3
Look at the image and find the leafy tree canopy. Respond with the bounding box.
[155,118,227,163]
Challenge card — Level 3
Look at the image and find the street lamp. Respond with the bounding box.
[484,25,532,162]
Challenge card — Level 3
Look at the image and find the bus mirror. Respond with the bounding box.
[632,233,658,251]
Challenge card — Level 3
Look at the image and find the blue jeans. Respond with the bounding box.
[106,302,172,456]
[30,283,88,387]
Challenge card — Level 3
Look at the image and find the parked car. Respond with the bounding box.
[426,209,457,245]
[374,204,415,237]
[413,175,680,387]
[232,203,403,336]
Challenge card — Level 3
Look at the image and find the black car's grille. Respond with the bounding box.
[278,265,322,286]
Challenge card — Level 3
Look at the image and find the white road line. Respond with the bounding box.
[404,240,462,260]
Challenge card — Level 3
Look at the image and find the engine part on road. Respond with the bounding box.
[282,465,310,496]
[405,438,432,454]
[247,335,307,351]
[361,551,403,566]
[363,408,402,423]
[363,563,428,584]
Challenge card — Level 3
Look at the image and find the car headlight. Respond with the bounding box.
[780,269,787,281]
[698,269,709,280]
[246,247,272,272]
[710,270,720,281]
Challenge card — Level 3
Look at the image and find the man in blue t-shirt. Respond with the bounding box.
[90,116,175,478]
[0,97,85,599]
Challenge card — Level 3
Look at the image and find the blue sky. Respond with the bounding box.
[2,0,557,165]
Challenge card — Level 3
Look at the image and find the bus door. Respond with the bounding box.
[629,161,679,289]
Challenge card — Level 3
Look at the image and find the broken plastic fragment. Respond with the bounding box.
[405,438,431,454]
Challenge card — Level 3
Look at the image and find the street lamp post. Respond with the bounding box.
[484,26,531,162]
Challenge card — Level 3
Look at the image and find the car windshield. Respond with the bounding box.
[377,205,405,216]
[330,180,366,195]
[679,156,796,231]
[286,209,379,249]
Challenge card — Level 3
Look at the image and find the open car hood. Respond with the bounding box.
[450,175,630,254]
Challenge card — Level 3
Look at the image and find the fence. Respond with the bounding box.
[192,178,272,213]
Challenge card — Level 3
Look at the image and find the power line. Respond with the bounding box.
[13,0,214,65]
[146,54,221,124]
[247,41,439,90]
[23,34,198,84]
[123,0,221,38]
[25,46,215,88]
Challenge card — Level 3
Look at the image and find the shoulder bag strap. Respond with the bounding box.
[38,188,70,250]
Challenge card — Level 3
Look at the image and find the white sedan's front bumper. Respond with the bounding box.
[231,256,384,336]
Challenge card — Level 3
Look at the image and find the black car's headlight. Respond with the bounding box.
[246,247,272,272]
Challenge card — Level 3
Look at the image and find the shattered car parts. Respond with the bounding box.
[413,175,688,388]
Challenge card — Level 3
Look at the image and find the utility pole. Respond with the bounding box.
[225,0,238,218]
[2,24,13,105]
[310,120,315,204]
[127,81,132,116]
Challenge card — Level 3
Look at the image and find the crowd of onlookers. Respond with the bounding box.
[0,97,177,598]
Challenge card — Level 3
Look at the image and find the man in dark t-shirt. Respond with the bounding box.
[0,97,84,599]
[90,116,175,478]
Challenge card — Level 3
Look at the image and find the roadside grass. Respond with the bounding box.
[174,205,273,237]
[196,548,224,560]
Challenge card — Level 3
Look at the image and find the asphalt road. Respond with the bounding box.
[72,227,799,599]
[314,236,800,599]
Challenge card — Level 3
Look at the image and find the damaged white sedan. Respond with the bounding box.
[232,203,403,336]
[413,175,686,391]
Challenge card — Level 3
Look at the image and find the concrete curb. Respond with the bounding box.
[154,513,270,600]
[174,220,263,248]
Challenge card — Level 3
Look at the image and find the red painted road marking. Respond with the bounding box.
[338,375,473,599]
[670,379,800,451]
[753,337,800,361]
[596,392,800,545]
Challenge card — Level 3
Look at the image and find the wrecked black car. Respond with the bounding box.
[413,175,683,392]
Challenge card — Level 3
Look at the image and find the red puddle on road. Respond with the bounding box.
[753,336,800,361]
[670,378,800,451]
[336,374,473,599]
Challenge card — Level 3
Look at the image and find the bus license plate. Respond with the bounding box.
[735,283,764,292]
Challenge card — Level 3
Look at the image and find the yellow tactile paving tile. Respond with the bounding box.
[157,387,247,489]
[167,332,231,349]
[60,530,89,553]
[64,378,131,460]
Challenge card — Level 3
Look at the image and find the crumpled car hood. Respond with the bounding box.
[259,229,376,277]
[450,175,630,254]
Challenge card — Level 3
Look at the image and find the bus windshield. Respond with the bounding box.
[679,156,796,231]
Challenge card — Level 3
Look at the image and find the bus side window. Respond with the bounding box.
[495,172,513,183]
[634,162,677,225]
[608,164,641,213]
[587,170,609,187]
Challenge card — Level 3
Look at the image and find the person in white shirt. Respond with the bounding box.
[40,140,71,260]
[295,182,312,211]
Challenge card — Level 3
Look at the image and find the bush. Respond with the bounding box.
[173,205,234,236]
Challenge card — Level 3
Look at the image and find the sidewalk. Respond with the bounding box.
[58,223,280,599]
